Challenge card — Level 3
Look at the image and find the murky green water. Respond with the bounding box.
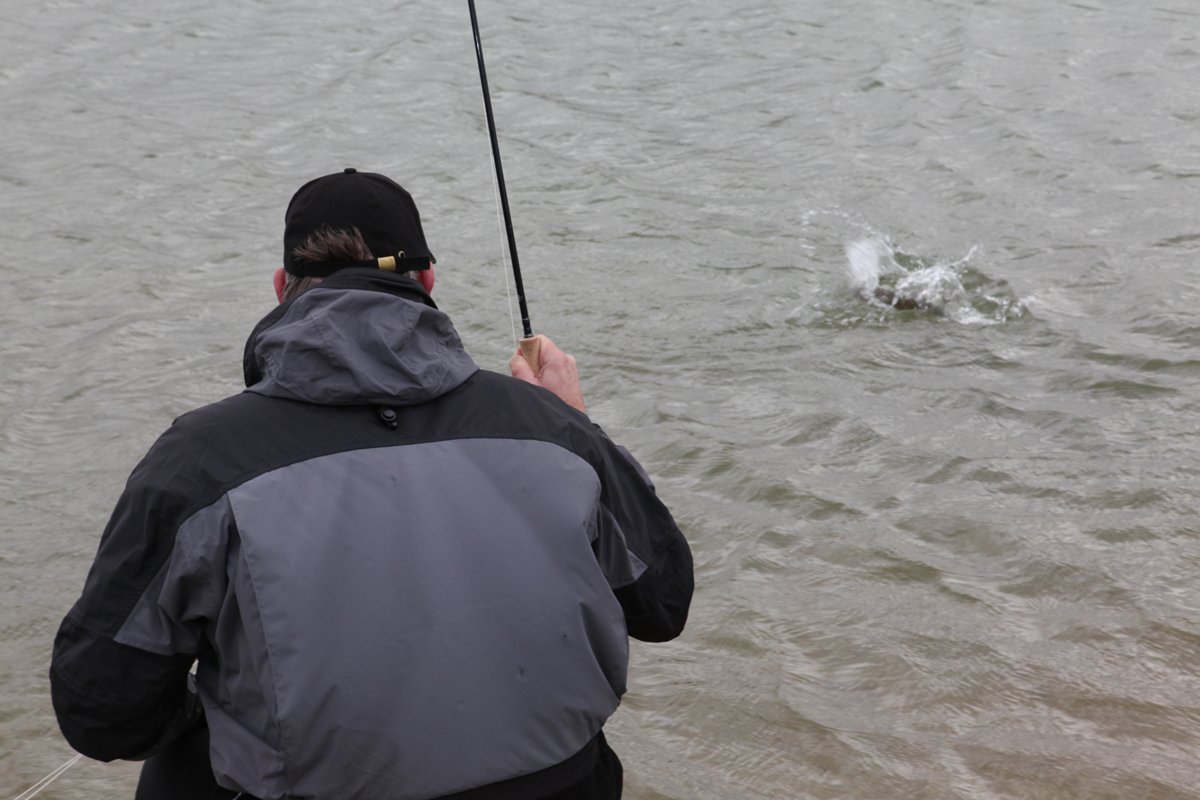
[4,1,1199,798]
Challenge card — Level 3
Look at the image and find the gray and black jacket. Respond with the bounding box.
[50,269,693,800]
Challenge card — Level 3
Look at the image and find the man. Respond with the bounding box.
[50,169,694,800]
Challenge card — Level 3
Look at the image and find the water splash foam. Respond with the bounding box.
[843,236,1025,325]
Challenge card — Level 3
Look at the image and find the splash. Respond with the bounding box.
[844,238,896,294]
[843,236,1024,324]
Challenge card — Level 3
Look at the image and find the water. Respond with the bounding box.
[3,1,1199,797]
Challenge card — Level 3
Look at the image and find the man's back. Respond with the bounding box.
[52,269,692,800]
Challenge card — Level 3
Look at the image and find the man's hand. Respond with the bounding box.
[509,334,588,414]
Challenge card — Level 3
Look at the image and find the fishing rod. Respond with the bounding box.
[467,0,541,367]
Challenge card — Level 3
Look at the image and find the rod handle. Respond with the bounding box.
[519,335,542,374]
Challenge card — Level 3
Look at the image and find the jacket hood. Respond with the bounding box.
[243,269,478,406]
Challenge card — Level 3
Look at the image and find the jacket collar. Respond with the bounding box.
[242,269,444,390]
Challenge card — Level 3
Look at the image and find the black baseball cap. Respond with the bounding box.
[283,168,436,277]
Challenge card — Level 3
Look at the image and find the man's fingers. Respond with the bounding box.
[509,352,536,383]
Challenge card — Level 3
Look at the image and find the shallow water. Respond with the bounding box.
[4,1,1200,798]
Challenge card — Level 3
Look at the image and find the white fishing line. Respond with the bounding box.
[13,752,82,800]
[487,145,519,348]
[477,79,519,349]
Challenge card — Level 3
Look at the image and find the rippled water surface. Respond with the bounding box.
[4,1,1199,798]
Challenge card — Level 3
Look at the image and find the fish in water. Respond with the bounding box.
[868,285,926,311]
[845,237,963,313]
[842,236,1026,324]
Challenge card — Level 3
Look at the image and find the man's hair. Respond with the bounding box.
[283,227,421,302]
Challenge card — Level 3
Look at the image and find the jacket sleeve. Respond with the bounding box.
[588,429,694,643]
[49,426,217,761]
[50,618,203,761]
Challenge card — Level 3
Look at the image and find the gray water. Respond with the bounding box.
[3,1,1199,798]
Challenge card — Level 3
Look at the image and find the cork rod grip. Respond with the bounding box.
[519,335,542,375]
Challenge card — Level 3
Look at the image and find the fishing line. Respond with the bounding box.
[12,753,82,800]
[485,130,520,347]
[468,0,538,358]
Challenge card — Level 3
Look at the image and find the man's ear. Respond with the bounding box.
[273,267,286,303]
[418,266,435,294]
